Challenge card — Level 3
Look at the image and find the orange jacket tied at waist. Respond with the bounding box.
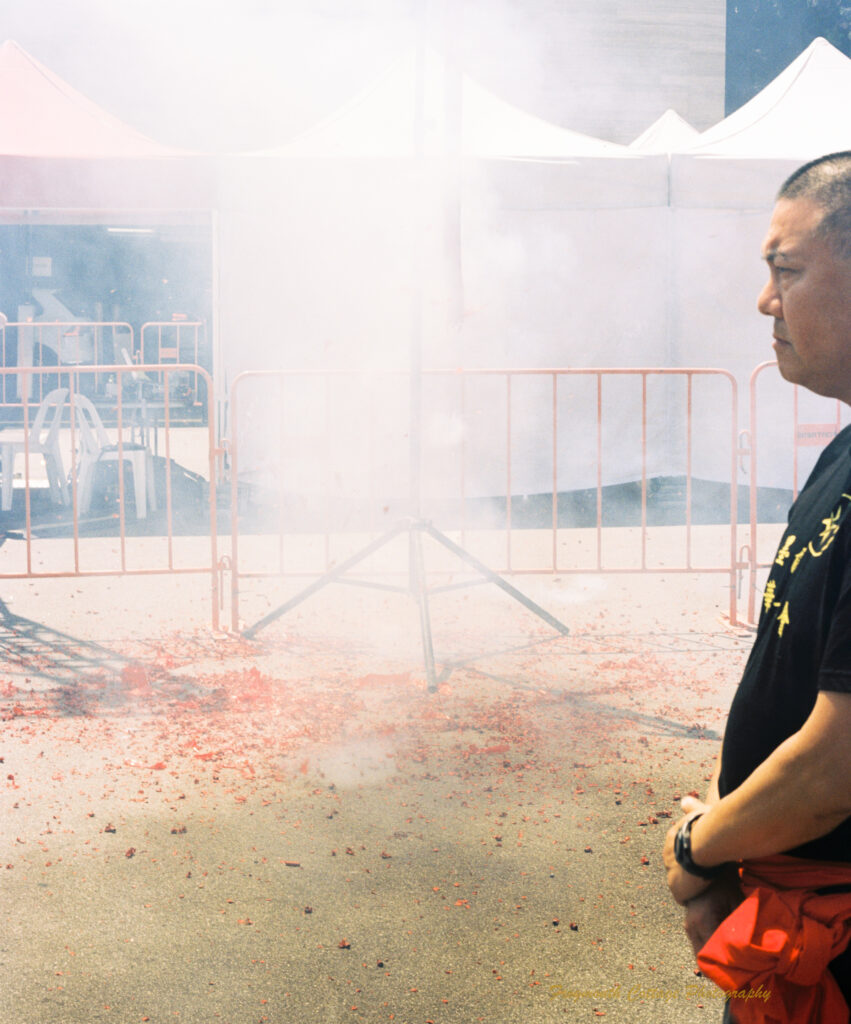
[697,855,851,1024]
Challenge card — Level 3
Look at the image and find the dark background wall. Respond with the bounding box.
[726,0,851,112]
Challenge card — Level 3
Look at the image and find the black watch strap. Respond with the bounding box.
[673,813,726,880]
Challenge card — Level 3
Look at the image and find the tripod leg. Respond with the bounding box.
[243,521,408,638]
[409,526,437,692]
[420,522,570,637]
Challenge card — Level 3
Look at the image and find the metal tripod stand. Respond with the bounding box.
[244,21,570,679]
[243,516,569,691]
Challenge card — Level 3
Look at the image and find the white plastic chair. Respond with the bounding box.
[0,387,69,511]
[72,393,157,519]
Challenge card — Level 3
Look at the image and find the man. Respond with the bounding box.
[663,151,851,1023]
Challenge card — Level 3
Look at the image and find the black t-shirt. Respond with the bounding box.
[719,424,851,863]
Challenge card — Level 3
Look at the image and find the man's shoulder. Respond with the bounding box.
[807,424,851,483]
[787,426,851,532]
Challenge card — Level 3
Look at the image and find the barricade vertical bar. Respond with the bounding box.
[194,323,201,400]
[728,375,739,626]
[686,372,694,568]
[230,376,241,633]
[69,386,81,573]
[205,373,220,633]
[552,373,558,572]
[506,373,512,573]
[22,384,33,574]
[369,373,377,525]
[116,384,127,571]
[324,375,332,573]
[641,372,648,571]
[596,372,603,571]
[460,372,468,548]
[93,324,101,387]
[409,524,437,692]
[278,373,286,576]
[164,369,175,567]
[747,364,762,625]
[34,328,43,403]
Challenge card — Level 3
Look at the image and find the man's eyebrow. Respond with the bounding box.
[762,247,792,264]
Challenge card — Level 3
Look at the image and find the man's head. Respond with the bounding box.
[777,151,851,260]
[758,151,851,402]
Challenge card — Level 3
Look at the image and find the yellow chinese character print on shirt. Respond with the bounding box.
[810,506,842,556]
[763,494,851,639]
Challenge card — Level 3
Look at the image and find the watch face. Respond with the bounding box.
[673,826,685,862]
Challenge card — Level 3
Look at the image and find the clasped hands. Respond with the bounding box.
[663,795,743,957]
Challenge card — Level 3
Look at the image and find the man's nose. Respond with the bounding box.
[757,276,781,317]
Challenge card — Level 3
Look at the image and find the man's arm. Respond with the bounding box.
[703,751,722,806]
[673,748,744,955]
[661,749,725,907]
[664,690,851,904]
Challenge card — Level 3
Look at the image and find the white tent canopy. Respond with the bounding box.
[218,43,671,381]
[630,108,699,154]
[259,47,630,160]
[247,46,668,209]
[672,37,851,208]
[687,36,851,159]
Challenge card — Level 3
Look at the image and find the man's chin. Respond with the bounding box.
[775,357,801,385]
[776,362,846,401]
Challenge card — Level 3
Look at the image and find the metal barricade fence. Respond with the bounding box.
[0,320,135,405]
[141,321,206,407]
[227,367,741,632]
[6,356,845,636]
[0,364,221,630]
[745,360,851,624]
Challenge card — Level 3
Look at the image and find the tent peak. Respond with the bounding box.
[630,108,699,153]
[684,34,851,159]
[255,45,631,160]
[0,38,198,158]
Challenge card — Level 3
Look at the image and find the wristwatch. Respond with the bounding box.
[673,813,726,880]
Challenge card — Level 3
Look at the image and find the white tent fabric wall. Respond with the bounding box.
[455,156,675,499]
[217,50,676,509]
[458,157,670,373]
[217,156,441,373]
[216,155,444,517]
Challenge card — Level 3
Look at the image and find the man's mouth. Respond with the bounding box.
[772,321,791,346]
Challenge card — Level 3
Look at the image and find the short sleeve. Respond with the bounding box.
[818,530,851,694]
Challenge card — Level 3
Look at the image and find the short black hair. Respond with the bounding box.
[778,151,851,260]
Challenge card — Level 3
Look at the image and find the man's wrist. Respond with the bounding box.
[673,813,727,879]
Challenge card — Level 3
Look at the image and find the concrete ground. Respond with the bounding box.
[0,541,762,1024]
